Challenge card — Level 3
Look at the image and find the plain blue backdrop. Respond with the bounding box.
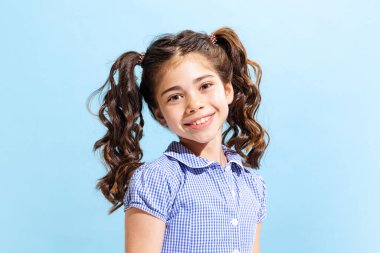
[1,0,379,252]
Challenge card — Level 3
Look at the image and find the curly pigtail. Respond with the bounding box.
[87,51,144,214]
[213,27,269,169]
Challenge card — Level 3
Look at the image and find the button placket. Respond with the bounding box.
[221,162,241,251]
[231,189,236,198]
[212,163,235,210]
[231,218,239,226]
[224,163,238,203]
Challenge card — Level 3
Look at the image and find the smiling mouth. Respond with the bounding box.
[184,113,215,126]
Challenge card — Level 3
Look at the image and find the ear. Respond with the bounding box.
[224,81,234,105]
[152,107,167,126]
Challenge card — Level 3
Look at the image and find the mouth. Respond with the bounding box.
[184,113,215,129]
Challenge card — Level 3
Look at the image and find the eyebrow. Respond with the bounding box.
[160,74,214,97]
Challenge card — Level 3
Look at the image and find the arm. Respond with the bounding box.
[125,207,166,253]
[253,222,262,253]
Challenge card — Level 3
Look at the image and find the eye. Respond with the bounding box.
[201,82,213,90]
[167,94,183,102]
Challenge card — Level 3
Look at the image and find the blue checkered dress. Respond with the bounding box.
[124,141,267,253]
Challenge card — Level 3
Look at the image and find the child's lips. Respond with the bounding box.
[184,112,216,125]
[184,113,215,129]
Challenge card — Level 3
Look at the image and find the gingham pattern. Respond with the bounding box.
[124,141,267,253]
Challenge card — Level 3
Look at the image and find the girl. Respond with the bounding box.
[89,27,269,253]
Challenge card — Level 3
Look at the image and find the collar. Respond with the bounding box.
[163,141,244,171]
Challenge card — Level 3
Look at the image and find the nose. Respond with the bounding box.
[185,93,204,114]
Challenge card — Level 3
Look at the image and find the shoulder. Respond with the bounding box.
[124,154,183,221]
[243,168,267,194]
[131,154,183,184]
[244,168,266,182]
[244,168,268,222]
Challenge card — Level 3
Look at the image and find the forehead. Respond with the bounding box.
[157,53,217,91]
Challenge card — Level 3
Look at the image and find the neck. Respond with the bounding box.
[179,135,228,167]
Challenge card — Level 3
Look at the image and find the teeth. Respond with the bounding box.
[191,116,210,125]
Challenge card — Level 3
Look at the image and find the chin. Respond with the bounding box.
[180,134,218,145]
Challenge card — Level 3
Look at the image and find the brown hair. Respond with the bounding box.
[87,27,269,214]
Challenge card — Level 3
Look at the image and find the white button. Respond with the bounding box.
[232,250,240,253]
[225,164,231,172]
[231,218,239,226]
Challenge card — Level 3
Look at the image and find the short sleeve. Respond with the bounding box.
[123,163,180,223]
[247,171,268,223]
[256,173,267,223]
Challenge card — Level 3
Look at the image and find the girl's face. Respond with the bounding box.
[153,53,234,145]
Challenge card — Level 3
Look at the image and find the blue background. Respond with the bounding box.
[1,0,379,252]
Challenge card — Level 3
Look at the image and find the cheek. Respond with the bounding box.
[210,90,229,109]
[162,107,181,125]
